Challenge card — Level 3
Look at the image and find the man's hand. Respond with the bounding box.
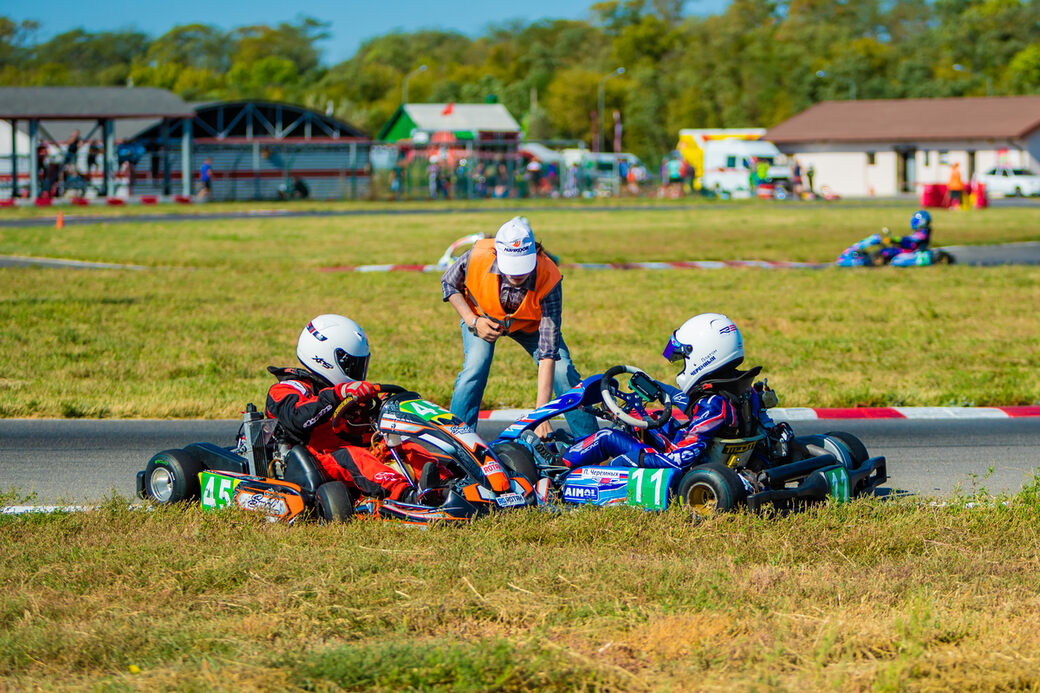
[473,315,505,343]
[335,380,376,403]
[534,420,553,440]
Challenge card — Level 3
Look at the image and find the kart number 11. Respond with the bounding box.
[627,468,672,511]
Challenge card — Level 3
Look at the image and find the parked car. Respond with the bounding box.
[976,167,1040,197]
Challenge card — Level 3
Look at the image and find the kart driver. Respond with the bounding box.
[266,314,445,504]
[560,313,773,472]
[899,210,932,251]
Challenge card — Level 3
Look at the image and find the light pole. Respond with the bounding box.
[953,63,993,97]
[815,70,856,100]
[596,67,625,153]
[402,64,427,105]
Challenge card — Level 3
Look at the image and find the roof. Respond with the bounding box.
[378,103,521,141]
[15,118,159,143]
[0,87,194,120]
[766,96,1040,144]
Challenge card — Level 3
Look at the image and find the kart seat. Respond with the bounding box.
[282,445,328,494]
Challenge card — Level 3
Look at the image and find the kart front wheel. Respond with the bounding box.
[143,449,204,504]
[315,481,354,523]
[677,462,746,516]
[491,441,539,485]
[825,431,869,466]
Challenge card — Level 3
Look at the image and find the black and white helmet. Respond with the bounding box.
[296,314,370,387]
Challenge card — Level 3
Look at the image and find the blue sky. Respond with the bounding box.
[1,0,730,64]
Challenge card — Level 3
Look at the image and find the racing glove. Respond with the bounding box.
[335,380,376,404]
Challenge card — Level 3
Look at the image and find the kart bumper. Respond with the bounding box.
[746,455,887,512]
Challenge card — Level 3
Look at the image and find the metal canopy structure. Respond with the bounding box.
[0,87,195,198]
[128,101,371,201]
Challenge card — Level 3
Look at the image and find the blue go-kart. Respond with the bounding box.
[491,365,887,514]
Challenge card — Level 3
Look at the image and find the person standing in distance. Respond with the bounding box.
[441,217,597,440]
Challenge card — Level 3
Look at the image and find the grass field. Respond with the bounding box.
[1,201,1038,417]
[3,201,1040,691]
[4,490,1040,691]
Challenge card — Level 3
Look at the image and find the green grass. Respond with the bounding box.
[3,490,1040,691]
[1,203,1038,417]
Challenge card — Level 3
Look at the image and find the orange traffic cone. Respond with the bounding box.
[56,211,64,229]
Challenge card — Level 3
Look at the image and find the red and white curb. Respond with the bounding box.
[321,259,830,273]
[479,406,1040,422]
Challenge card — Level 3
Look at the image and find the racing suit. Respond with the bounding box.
[897,226,930,252]
[562,383,771,471]
[265,367,437,501]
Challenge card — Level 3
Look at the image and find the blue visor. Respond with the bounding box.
[662,333,692,363]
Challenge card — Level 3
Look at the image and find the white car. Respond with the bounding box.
[976,167,1040,197]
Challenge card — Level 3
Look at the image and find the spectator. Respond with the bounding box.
[806,164,816,194]
[427,157,440,199]
[198,157,213,202]
[87,140,102,179]
[947,162,964,210]
[63,129,82,175]
[792,159,803,196]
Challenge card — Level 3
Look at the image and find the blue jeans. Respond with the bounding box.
[449,322,598,438]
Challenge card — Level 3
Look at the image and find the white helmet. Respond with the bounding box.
[296,314,370,387]
[663,313,744,393]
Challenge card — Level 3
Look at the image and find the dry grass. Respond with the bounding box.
[4,491,1040,690]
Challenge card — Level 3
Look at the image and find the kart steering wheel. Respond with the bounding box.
[599,365,674,430]
[331,383,407,427]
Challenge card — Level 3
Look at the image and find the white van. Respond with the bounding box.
[701,139,792,197]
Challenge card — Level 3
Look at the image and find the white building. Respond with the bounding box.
[765,96,1040,197]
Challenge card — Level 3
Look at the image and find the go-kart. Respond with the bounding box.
[491,366,887,514]
[137,385,538,524]
[836,228,952,267]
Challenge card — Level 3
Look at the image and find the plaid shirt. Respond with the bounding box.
[441,249,563,360]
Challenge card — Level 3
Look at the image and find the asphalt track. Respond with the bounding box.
[2,417,1039,507]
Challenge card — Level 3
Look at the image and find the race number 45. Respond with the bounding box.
[201,472,238,510]
[626,468,675,511]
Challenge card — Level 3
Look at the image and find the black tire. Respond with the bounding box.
[491,441,539,485]
[676,462,746,515]
[825,431,869,466]
[315,481,354,523]
[934,250,954,265]
[143,449,204,504]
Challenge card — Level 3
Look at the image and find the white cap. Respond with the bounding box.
[494,216,537,276]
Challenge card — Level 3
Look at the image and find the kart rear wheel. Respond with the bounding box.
[825,431,869,466]
[143,449,204,504]
[677,462,746,516]
[491,441,539,485]
[315,481,354,523]
[934,250,954,265]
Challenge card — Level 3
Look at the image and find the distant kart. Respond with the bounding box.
[137,385,538,524]
[836,229,953,267]
[491,366,887,514]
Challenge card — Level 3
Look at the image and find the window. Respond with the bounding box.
[924,151,931,166]
[939,151,950,164]
[866,152,876,165]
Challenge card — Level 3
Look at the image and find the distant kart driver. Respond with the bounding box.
[266,314,445,504]
[560,313,774,472]
[899,209,932,251]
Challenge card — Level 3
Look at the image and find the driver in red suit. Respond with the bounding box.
[266,314,443,504]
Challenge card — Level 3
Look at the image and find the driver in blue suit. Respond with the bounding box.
[561,313,773,471]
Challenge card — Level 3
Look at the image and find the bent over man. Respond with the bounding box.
[442,217,597,440]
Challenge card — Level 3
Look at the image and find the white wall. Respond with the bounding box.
[779,138,1039,197]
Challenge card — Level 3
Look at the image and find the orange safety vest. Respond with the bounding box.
[463,239,562,334]
[948,168,964,191]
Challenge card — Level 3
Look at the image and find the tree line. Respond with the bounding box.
[2,0,1039,165]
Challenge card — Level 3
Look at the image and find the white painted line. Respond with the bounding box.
[895,407,1010,419]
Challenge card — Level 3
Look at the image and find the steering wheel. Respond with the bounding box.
[599,365,674,430]
[331,383,407,427]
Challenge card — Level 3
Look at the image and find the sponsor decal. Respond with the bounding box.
[312,355,333,370]
[579,467,627,479]
[563,485,599,501]
[307,322,327,341]
[718,324,738,335]
[449,424,474,436]
[303,404,333,428]
[494,492,526,507]
[372,471,400,483]
[236,490,288,517]
[721,441,756,455]
[482,462,504,477]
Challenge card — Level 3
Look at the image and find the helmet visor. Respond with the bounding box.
[335,349,370,381]
[662,332,692,363]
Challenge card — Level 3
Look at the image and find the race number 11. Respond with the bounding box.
[627,468,668,511]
